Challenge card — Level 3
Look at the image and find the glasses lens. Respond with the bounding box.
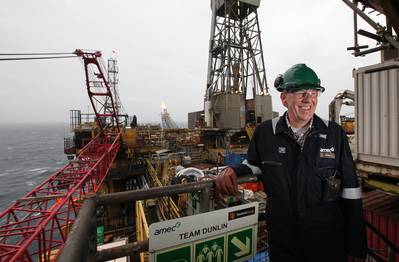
[292,90,320,98]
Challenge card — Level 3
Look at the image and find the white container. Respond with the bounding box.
[354,60,399,167]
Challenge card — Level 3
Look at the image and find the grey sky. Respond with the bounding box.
[0,0,381,124]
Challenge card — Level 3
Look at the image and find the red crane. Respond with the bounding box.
[0,50,123,262]
[74,49,121,135]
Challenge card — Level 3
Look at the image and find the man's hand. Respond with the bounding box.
[214,167,238,197]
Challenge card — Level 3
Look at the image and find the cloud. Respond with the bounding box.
[0,0,380,124]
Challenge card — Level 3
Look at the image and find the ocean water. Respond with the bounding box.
[0,123,69,211]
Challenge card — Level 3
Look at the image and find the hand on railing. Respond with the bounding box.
[214,167,238,197]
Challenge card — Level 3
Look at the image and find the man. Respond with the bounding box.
[215,64,367,262]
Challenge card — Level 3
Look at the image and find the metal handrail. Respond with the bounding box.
[57,175,258,262]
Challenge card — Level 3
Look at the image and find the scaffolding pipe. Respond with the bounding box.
[342,0,399,49]
[354,44,390,56]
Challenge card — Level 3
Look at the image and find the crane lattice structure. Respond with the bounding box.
[0,50,122,262]
[75,49,121,134]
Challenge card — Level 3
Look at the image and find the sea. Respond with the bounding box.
[0,123,70,211]
[0,121,189,211]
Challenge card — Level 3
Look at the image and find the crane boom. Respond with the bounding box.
[0,133,120,261]
[74,49,121,134]
[0,49,123,261]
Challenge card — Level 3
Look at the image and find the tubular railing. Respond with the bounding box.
[57,175,258,262]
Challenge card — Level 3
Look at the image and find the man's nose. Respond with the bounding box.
[302,92,312,101]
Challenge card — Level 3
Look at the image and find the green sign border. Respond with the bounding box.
[155,243,192,262]
[226,226,254,262]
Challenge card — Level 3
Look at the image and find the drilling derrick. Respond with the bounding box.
[161,103,179,129]
[107,58,128,126]
[205,0,273,128]
[107,58,120,116]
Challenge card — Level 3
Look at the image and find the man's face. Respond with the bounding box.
[280,89,319,127]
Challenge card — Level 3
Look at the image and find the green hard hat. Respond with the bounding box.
[274,64,325,93]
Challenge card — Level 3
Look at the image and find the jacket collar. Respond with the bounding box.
[272,111,329,135]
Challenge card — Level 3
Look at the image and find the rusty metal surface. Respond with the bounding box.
[357,161,399,178]
[363,191,399,261]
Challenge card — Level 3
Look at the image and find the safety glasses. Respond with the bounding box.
[289,89,321,99]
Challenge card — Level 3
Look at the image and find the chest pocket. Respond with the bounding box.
[316,160,341,202]
[315,140,341,201]
[317,144,337,169]
[260,160,284,195]
[317,158,336,169]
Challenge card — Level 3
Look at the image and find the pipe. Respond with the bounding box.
[97,176,258,205]
[358,29,383,42]
[354,44,389,56]
[58,198,97,262]
[58,175,258,261]
[96,240,149,262]
[353,0,359,49]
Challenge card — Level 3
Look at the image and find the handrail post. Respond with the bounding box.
[58,197,97,262]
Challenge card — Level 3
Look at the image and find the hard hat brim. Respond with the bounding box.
[279,83,325,93]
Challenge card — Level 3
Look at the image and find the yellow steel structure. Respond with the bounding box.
[365,180,399,196]
[245,124,255,140]
[123,128,138,148]
[146,160,181,219]
[136,201,149,262]
[134,161,183,261]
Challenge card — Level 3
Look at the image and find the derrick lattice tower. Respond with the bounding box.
[107,58,127,126]
[205,0,273,128]
[161,104,179,129]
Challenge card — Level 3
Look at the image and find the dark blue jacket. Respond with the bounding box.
[232,113,367,261]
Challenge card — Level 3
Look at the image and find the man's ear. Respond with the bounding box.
[280,92,288,108]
